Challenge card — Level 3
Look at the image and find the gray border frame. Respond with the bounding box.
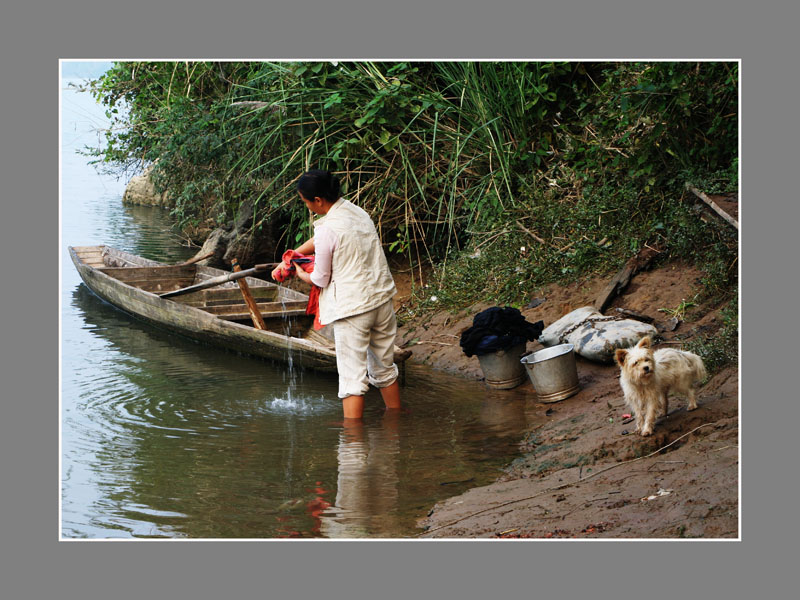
[4,0,794,598]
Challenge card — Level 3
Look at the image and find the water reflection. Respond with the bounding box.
[66,285,341,538]
[479,389,530,434]
[320,413,402,538]
[65,280,541,537]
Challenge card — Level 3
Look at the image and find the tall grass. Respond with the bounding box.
[88,61,737,301]
[90,62,571,258]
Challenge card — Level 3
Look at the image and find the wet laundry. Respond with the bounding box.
[275,250,323,330]
[459,306,544,357]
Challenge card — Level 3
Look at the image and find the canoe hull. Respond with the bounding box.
[69,246,340,372]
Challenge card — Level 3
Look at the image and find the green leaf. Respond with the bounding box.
[323,93,342,109]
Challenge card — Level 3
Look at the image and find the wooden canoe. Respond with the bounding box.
[69,245,412,374]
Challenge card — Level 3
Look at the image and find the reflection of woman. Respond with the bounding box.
[273,170,402,419]
[319,414,401,538]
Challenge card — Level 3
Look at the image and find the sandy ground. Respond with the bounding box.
[395,254,739,539]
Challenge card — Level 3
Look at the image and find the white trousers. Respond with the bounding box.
[332,299,399,398]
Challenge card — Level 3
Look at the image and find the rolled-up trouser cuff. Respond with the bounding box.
[367,360,398,389]
[338,377,369,399]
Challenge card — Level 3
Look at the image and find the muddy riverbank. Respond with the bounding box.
[395,261,739,538]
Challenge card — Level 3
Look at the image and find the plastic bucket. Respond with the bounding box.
[520,344,580,402]
[476,343,527,389]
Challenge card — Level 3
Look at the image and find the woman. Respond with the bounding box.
[273,170,402,419]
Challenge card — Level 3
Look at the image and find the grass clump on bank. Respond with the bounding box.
[411,175,738,313]
[685,296,738,375]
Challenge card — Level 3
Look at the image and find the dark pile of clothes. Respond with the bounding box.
[459,306,544,357]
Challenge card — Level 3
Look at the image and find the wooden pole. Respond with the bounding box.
[231,258,267,330]
[159,263,277,298]
[687,185,739,231]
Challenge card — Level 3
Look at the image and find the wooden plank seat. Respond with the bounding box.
[98,265,198,293]
[172,286,279,307]
[216,308,309,321]
[72,246,109,267]
[208,300,309,320]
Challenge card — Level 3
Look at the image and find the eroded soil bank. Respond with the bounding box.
[395,261,739,538]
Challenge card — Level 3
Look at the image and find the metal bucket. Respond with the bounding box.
[476,343,527,389]
[520,344,580,402]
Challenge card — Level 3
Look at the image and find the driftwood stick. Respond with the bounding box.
[230,101,284,113]
[594,247,659,313]
[516,221,546,245]
[687,185,739,231]
[176,251,214,266]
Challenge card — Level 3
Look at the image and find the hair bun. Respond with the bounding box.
[298,169,340,203]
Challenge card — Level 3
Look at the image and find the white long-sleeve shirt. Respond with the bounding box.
[309,224,338,288]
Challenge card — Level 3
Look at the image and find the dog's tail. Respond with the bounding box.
[690,352,707,384]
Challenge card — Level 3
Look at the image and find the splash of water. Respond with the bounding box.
[265,392,328,415]
[280,293,298,403]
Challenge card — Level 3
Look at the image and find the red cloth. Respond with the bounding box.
[274,249,300,282]
[277,250,323,330]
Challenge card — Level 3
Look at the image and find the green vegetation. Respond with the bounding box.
[659,296,699,321]
[686,295,739,375]
[86,61,738,360]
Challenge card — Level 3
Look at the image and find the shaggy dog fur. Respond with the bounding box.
[614,336,707,436]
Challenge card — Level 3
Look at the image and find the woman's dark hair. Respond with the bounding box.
[297,169,340,203]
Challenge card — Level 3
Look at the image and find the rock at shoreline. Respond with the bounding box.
[122,167,172,207]
[186,197,278,268]
[122,168,280,268]
[122,166,171,207]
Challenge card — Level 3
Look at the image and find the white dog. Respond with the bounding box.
[614,337,707,436]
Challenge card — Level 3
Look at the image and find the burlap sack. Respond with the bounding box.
[539,306,658,363]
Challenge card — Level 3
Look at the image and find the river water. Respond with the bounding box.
[61,79,540,539]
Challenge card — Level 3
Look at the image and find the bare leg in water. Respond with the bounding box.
[341,381,402,419]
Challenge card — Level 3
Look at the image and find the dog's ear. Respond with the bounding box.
[637,336,651,349]
[614,348,628,366]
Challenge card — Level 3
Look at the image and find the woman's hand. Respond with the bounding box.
[294,267,313,284]
[270,265,285,281]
